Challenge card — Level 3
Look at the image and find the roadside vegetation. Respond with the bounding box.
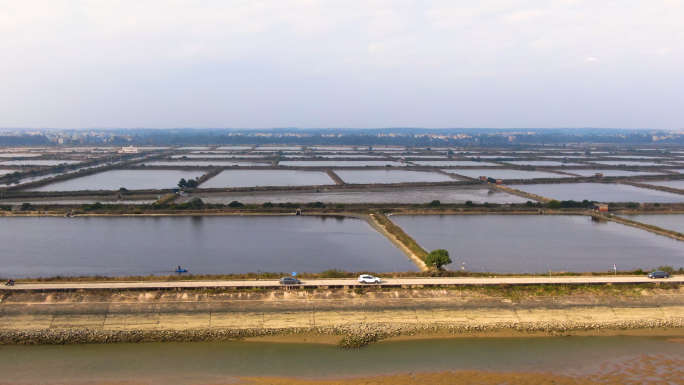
[10,266,681,284]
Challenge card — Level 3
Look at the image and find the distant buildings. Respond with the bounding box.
[119,146,139,154]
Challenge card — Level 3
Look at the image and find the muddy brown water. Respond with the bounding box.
[0,336,682,384]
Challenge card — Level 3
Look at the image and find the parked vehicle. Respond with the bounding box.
[647,271,670,279]
[279,277,301,285]
[358,274,380,284]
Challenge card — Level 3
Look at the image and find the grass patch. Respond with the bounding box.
[372,213,428,260]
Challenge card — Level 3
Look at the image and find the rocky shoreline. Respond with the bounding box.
[2,319,683,348]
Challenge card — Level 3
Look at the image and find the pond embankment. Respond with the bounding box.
[1,286,683,347]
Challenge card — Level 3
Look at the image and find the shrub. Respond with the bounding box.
[427,200,441,207]
[548,200,561,209]
[626,202,640,209]
[319,268,346,278]
[228,200,243,208]
[465,201,474,207]
[186,198,204,210]
[262,202,274,208]
[20,203,32,211]
[657,265,675,273]
[306,201,325,208]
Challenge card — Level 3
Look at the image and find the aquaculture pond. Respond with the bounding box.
[0,216,417,277]
[334,170,454,184]
[443,169,571,180]
[411,160,496,167]
[200,170,334,188]
[617,213,684,234]
[30,170,204,191]
[643,180,684,189]
[181,187,530,205]
[278,161,405,167]
[502,161,583,167]
[0,160,80,166]
[139,161,270,167]
[508,183,684,203]
[565,169,664,177]
[390,214,684,273]
[591,161,670,167]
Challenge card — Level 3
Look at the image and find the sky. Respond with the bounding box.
[0,0,682,130]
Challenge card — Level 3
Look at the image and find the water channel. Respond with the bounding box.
[0,336,681,384]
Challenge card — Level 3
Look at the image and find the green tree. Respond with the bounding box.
[465,201,474,207]
[178,178,187,188]
[425,249,452,270]
[119,187,128,192]
[228,200,244,208]
[186,179,198,188]
[186,198,204,210]
[427,200,441,207]
[548,200,561,209]
[20,203,32,211]
[262,202,274,208]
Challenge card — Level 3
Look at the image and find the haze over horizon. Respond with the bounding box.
[1,1,681,130]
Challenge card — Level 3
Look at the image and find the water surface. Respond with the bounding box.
[183,187,530,204]
[0,216,416,277]
[140,161,270,167]
[279,161,405,167]
[0,160,80,166]
[510,183,684,203]
[617,213,684,234]
[200,170,334,188]
[0,337,681,384]
[335,170,453,184]
[591,161,669,166]
[444,169,571,180]
[565,169,664,177]
[30,170,204,191]
[643,180,684,189]
[412,160,495,166]
[391,214,684,272]
[503,161,583,166]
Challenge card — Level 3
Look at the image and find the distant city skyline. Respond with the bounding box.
[0,1,682,129]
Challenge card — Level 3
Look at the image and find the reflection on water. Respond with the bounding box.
[0,336,682,384]
[391,214,684,272]
[0,216,416,277]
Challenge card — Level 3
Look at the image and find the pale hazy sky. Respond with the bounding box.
[0,1,682,129]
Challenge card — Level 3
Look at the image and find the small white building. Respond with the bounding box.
[119,145,139,154]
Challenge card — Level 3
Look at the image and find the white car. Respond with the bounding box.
[358,274,380,284]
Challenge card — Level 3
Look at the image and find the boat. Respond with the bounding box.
[174,268,188,273]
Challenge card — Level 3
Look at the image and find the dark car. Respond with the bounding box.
[647,271,670,279]
[279,277,301,285]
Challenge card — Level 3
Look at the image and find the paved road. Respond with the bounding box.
[2,275,681,291]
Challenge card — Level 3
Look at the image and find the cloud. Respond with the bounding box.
[0,1,683,129]
[502,10,543,22]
